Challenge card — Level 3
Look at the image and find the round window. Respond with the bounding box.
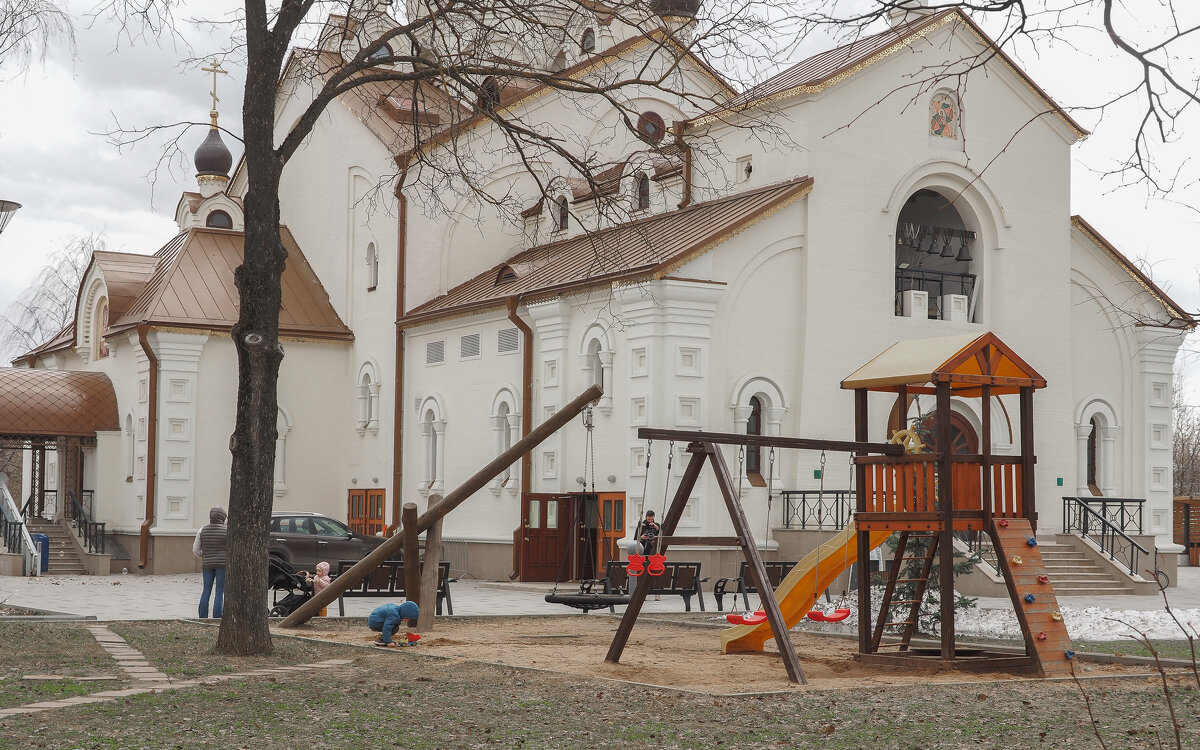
[636,112,667,143]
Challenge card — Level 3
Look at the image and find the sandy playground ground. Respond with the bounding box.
[277,614,1154,694]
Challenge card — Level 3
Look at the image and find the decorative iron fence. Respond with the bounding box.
[1063,496,1148,577]
[1065,496,1144,534]
[782,490,853,530]
[67,490,105,555]
[954,530,998,570]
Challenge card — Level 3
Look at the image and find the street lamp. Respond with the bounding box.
[0,200,20,235]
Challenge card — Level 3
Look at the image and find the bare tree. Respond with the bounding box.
[1176,383,1200,497]
[0,0,73,75]
[0,234,95,365]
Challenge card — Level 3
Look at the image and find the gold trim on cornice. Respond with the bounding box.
[141,325,354,344]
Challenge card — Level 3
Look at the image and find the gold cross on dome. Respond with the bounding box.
[201,59,228,125]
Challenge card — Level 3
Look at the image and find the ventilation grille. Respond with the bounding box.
[426,340,445,365]
[460,333,481,359]
[498,327,520,353]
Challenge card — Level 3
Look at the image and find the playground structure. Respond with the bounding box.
[607,332,1072,683]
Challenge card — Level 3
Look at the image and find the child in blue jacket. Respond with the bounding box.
[368,601,419,646]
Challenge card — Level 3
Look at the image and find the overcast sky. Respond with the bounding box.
[0,1,1197,391]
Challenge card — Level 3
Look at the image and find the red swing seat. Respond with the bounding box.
[806,608,851,622]
[725,610,767,626]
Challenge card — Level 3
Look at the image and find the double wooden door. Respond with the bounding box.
[520,492,625,582]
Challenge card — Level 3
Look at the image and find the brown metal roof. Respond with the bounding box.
[110,227,352,340]
[1071,216,1197,329]
[400,177,813,327]
[0,369,119,438]
[89,251,161,321]
[696,10,1086,137]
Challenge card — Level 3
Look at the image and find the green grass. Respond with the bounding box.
[1075,638,1200,662]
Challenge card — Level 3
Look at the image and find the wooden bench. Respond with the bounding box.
[600,560,707,612]
[713,561,798,611]
[335,559,454,617]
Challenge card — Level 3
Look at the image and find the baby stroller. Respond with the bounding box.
[267,557,313,617]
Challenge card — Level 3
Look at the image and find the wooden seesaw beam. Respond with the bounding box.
[278,384,604,629]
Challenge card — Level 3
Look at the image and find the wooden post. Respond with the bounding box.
[416,494,443,631]
[1020,386,1037,531]
[279,384,602,628]
[402,503,420,625]
[855,388,871,655]
[981,385,992,527]
[708,443,806,684]
[606,447,708,664]
[936,381,955,662]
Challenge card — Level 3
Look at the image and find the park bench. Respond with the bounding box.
[712,561,798,611]
[600,560,707,612]
[335,559,454,617]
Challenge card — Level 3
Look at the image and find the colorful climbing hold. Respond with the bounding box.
[1010,555,1023,565]
[998,519,1009,528]
[1037,575,1050,584]
[1024,593,1036,603]
[1051,611,1063,622]
[1026,537,1038,547]
[1064,650,1076,660]
[1036,631,1048,641]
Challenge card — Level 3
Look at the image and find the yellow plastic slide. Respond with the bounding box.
[721,522,892,653]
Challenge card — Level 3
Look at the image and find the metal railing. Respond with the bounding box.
[782,490,853,530]
[22,489,58,522]
[1064,496,1144,534]
[895,267,976,320]
[67,490,105,555]
[1,473,38,575]
[1062,496,1149,577]
[954,530,998,570]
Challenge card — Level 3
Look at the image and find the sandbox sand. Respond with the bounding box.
[276,615,1149,694]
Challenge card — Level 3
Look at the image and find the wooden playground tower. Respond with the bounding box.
[606,332,1073,684]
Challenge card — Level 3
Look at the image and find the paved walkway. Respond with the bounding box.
[3,566,1198,621]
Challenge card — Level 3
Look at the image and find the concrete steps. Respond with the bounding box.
[1036,541,1133,594]
[26,520,88,575]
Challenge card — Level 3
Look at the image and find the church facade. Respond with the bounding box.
[5,4,1193,579]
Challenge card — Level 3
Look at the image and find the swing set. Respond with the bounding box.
[605,428,904,685]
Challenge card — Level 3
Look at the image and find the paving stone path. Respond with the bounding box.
[0,625,354,716]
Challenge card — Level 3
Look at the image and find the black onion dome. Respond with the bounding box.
[194,127,233,177]
[651,0,701,18]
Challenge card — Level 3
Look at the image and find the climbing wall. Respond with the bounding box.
[990,518,1074,677]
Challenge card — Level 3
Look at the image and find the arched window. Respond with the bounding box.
[367,43,393,62]
[366,242,379,291]
[491,390,520,492]
[1087,415,1101,495]
[418,397,446,494]
[580,328,613,414]
[745,396,763,480]
[94,298,110,359]
[586,339,603,391]
[205,210,233,229]
[633,172,650,211]
[556,196,569,232]
[580,28,596,53]
[479,76,501,112]
[357,362,381,434]
[894,189,977,321]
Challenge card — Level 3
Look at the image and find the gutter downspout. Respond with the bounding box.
[673,120,692,209]
[135,325,158,570]
[506,296,533,579]
[389,167,410,536]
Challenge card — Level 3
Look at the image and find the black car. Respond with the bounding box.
[268,511,386,571]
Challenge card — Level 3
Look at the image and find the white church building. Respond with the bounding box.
[2,3,1193,583]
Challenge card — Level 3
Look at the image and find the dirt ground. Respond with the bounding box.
[279,614,1151,694]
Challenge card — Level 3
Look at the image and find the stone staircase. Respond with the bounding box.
[25,519,88,575]
[1037,539,1133,595]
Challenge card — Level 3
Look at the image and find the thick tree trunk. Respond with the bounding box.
[215,14,287,655]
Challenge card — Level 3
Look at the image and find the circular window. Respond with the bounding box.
[636,112,667,143]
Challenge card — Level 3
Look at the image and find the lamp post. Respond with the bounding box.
[0,200,20,235]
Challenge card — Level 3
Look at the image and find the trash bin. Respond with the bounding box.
[32,533,49,573]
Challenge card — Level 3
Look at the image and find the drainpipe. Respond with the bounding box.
[135,325,158,569]
[506,297,534,495]
[389,168,410,536]
[673,121,692,209]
